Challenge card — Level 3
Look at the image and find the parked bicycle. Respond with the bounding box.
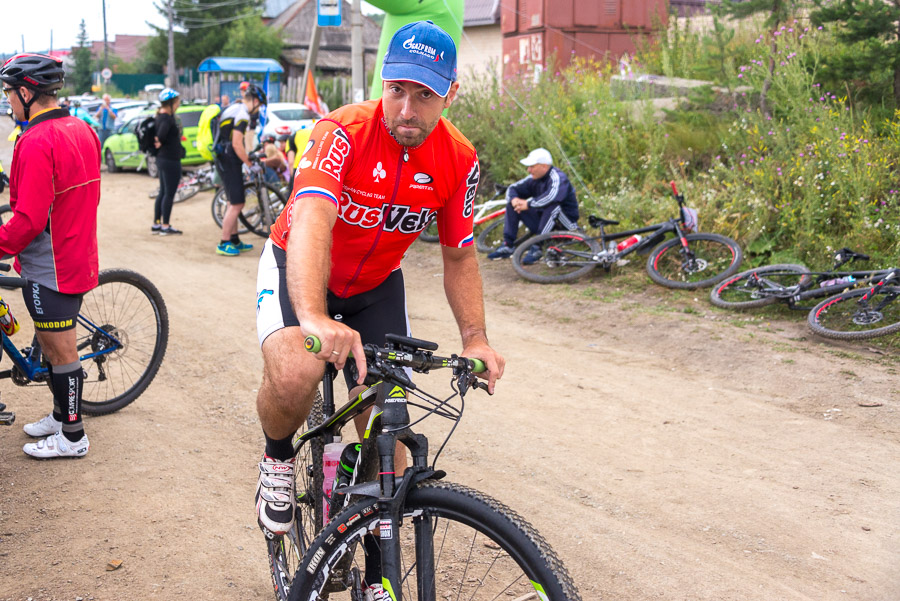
[708,248,888,311]
[807,268,900,341]
[148,164,216,204]
[419,184,533,253]
[210,151,286,238]
[0,264,169,425]
[264,332,581,601]
[510,181,743,288]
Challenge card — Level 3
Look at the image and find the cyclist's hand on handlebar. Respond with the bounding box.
[301,316,367,383]
[460,340,504,395]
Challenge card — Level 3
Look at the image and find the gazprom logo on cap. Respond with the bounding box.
[403,36,444,62]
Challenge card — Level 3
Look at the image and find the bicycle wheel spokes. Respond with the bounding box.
[649,233,742,289]
[78,270,168,415]
[809,286,900,340]
[512,232,599,284]
[710,264,809,310]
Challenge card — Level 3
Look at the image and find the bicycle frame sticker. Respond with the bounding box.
[530,581,550,601]
[379,518,393,539]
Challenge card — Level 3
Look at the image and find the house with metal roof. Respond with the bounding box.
[459,0,502,80]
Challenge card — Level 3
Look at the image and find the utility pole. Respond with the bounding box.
[102,0,109,70]
[351,0,364,103]
[50,30,53,54]
[21,35,24,53]
[166,0,176,90]
[301,24,322,105]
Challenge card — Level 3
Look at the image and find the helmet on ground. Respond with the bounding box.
[159,88,180,103]
[0,53,65,93]
[245,84,267,105]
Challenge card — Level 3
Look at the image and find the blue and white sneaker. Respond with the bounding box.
[487,245,514,260]
[233,241,254,253]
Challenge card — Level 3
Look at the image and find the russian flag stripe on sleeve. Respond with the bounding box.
[295,186,339,206]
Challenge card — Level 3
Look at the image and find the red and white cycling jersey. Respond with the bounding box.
[269,99,479,298]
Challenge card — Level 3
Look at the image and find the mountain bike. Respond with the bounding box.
[807,268,900,340]
[511,181,743,288]
[419,185,530,252]
[708,248,890,310]
[211,153,286,238]
[0,265,169,426]
[264,333,581,601]
[148,164,216,204]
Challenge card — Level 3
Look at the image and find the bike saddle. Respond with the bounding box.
[588,215,620,227]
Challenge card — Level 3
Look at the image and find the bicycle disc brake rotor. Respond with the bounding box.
[852,310,883,326]
[91,324,125,358]
[684,257,709,274]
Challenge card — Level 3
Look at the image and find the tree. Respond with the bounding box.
[70,20,93,94]
[141,0,268,70]
[811,0,900,106]
[221,18,284,59]
[717,0,803,115]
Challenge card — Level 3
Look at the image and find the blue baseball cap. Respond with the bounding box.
[381,20,457,97]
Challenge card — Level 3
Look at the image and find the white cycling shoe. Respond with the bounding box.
[255,454,296,536]
[23,413,62,438]
[23,431,89,459]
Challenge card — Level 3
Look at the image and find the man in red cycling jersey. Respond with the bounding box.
[0,54,100,458]
[254,18,504,554]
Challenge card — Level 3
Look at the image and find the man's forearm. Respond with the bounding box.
[285,200,336,322]
[442,248,489,346]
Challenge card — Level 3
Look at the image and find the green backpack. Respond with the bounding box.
[196,104,222,161]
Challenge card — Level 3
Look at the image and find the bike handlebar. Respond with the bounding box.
[304,335,486,374]
[670,180,679,196]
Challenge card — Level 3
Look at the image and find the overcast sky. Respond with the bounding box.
[3,0,381,56]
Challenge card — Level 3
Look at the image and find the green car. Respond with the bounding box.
[102,104,207,176]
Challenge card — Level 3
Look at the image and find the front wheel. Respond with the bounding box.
[475,219,529,254]
[211,188,250,234]
[646,233,743,289]
[79,269,169,415]
[710,264,811,310]
[105,149,119,173]
[238,182,287,238]
[807,285,900,340]
[511,231,601,284]
[174,182,200,203]
[293,480,582,601]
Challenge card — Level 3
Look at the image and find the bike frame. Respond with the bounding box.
[291,337,482,600]
[0,277,124,384]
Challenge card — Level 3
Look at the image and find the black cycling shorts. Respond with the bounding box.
[21,281,83,332]
[256,240,410,390]
[215,151,246,206]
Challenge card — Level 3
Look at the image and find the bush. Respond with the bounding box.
[448,15,900,269]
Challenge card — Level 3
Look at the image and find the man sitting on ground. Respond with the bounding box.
[487,147,579,263]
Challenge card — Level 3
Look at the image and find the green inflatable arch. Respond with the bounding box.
[366,0,464,99]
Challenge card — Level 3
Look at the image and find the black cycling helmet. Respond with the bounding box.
[261,133,276,144]
[276,132,291,142]
[244,83,268,106]
[0,53,65,92]
[1,53,65,120]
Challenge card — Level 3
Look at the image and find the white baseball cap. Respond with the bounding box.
[520,148,553,167]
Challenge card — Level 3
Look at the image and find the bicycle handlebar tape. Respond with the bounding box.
[304,336,322,353]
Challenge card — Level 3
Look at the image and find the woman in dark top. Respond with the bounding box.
[152,88,185,235]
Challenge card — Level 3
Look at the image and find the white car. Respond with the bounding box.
[260,102,321,139]
[113,100,157,129]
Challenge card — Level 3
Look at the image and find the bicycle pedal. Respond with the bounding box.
[0,411,15,425]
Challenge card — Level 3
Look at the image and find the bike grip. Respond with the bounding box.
[304,336,322,353]
[469,358,486,373]
[670,180,678,196]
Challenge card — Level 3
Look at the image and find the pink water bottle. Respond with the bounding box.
[322,442,347,517]
[617,234,642,252]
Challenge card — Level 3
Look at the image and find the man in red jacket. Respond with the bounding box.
[0,54,101,459]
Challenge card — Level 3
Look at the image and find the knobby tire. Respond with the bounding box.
[646,233,743,289]
[807,285,900,340]
[511,231,601,283]
[709,264,811,310]
[292,480,582,601]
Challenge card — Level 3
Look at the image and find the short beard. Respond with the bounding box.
[385,113,441,148]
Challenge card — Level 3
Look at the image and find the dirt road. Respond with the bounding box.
[1,123,898,600]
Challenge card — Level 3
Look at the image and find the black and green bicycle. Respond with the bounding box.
[265,333,581,601]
